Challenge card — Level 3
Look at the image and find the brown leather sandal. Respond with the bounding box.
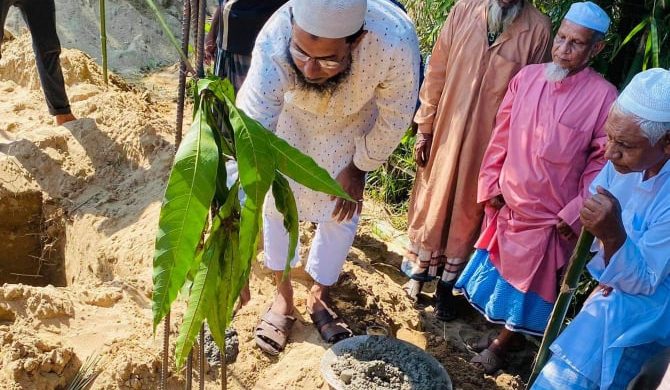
[254,308,296,356]
[308,297,353,343]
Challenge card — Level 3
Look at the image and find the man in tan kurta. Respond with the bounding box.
[402,0,551,320]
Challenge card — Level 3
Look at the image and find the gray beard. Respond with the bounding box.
[544,62,570,82]
[488,0,523,34]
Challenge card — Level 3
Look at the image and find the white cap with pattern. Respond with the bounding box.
[292,0,367,39]
[619,68,670,122]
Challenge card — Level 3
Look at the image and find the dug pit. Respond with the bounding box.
[0,188,66,287]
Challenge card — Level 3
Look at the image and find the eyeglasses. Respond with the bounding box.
[289,44,345,70]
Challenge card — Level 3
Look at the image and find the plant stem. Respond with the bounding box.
[99,0,108,85]
[526,229,595,388]
[175,0,191,148]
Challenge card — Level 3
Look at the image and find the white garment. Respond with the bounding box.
[236,0,420,222]
[550,160,670,389]
[263,210,359,286]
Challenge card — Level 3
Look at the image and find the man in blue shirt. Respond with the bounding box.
[533,68,670,389]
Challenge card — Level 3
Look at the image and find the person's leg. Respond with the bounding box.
[0,0,14,57]
[304,215,359,313]
[434,256,466,320]
[19,0,74,121]
[254,211,300,354]
[262,209,301,315]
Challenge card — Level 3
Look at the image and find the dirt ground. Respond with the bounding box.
[0,34,534,389]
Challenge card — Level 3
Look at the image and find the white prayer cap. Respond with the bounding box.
[564,1,610,34]
[292,0,367,39]
[618,68,670,122]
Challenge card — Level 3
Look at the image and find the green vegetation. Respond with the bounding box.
[151,78,351,367]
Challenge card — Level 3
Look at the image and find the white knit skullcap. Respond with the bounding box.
[292,0,367,39]
[618,68,670,122]
[564,1,610,34]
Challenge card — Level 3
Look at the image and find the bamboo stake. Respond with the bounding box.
[99,0,108,85]
[526,229,595,388]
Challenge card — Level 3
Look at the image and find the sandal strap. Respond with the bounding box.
[261,309,296,332]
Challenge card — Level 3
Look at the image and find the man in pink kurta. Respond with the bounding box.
[454,2,617,374]
[402,0,552,321]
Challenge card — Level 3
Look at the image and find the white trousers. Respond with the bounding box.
[263,210,359,286]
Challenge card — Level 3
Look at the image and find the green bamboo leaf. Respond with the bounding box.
[267,133,353,201]
[174,224,226,368]
[650,18,660,68]
[152,100,219,331]
[611,19,649,60]
[271,174,299,276]
[644,31,653,70]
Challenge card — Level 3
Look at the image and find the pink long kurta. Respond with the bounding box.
[407,0,551,269]
[477,64,617,303]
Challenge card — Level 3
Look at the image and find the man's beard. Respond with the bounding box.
[488,0,523,34]
[288,51,352,94]
[544,62,570,82]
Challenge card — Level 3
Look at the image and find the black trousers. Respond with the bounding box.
[0,0,71,115]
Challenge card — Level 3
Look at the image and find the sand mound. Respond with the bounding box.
[0,34,528,389]
[3,0,184,74]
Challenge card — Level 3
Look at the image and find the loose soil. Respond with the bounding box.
[0,33,533,389]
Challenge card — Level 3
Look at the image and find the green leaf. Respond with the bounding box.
[267,132,353,201]
[198,77,236,105]
[222,98,277,276]
[206,187,239,350]
[174,223,226,368]
[650,18,660,68]
[644,31,653,70]
[152,100,220,331]
[611,19,649,60]
[271,174,299,277]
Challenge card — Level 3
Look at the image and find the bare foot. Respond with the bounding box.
[55,113,76,126]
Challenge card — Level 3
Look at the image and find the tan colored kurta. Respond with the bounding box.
[407,0,551,264]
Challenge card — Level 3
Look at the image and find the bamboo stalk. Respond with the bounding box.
[526,229,595,388]
[186,350,193,390]
[99,0,108,85]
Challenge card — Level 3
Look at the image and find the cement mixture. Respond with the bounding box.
[331,337,449,390]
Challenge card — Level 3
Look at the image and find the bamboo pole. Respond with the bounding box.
[199,326,205,390]
[526,229,595,388]
[99,0,108,85]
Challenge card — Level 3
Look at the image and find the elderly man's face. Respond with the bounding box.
[552,20,604,73]
[604,109,670,175]
[290,25,354,85]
